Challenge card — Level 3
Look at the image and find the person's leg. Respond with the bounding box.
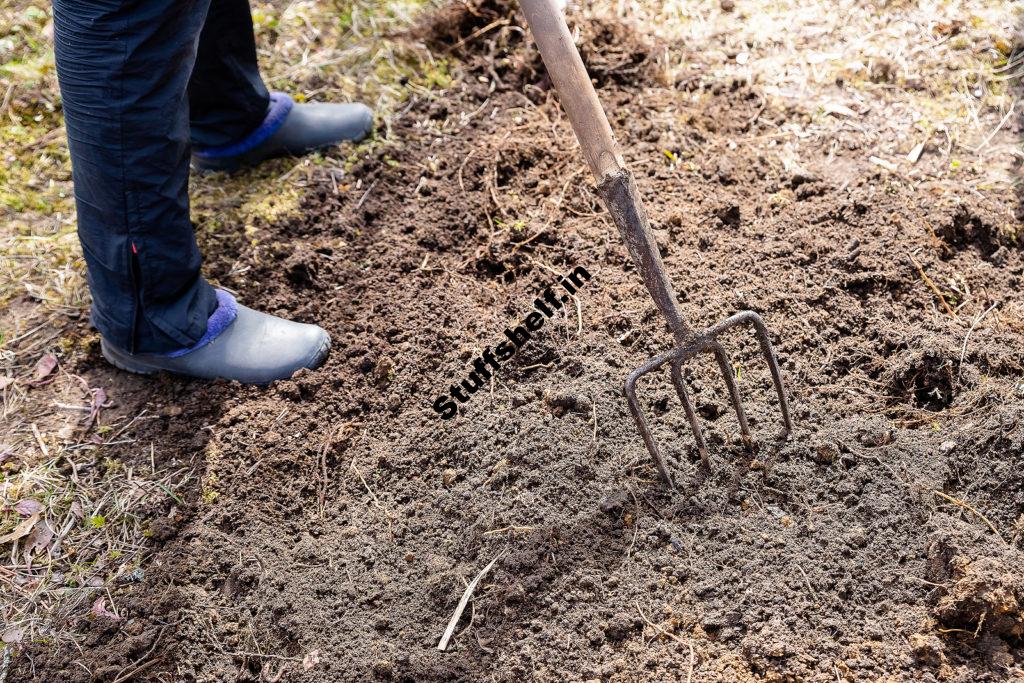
[187,0,270,149]
[53,0,331,382]
[52,0,218,354]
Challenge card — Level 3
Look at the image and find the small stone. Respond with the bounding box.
[720,0,735,11]
[485,459,509,487]
[603,613,638,641]
[847,526,868,547]
[908,632,945,666]
[788,167,819,188]
[598,490,629,515]
[543,391,591,414]
[441,468,457,486]
[371,659,394,679]
[939,440,956,455]
[653,229,671,256]
[372,358,395,388]
[813,441,839,464]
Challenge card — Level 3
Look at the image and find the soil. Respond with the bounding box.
[19,2,1024,681]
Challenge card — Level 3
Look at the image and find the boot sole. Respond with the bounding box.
[100,335,331,382]
[100,339,159,375]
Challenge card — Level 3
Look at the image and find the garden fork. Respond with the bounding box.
[519,0,793,488]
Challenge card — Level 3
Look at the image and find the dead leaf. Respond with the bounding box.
[1,626,24,644]
[90,597,121,621]
[303,650,320,671]
[907,141,925,164]
[934,19,964,36]
[70,501,84,518]
[14,499,44,516]
[868,155,898,172]
[88,387,113,425]
[0,513,40,545]
[823,102,858,118]
[27,353,58,386]
[24,520,54,561]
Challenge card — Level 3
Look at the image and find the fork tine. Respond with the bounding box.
[738,311,794,436]
[624,367,674,488]
[669,358,709,465]
[708,341,753,448]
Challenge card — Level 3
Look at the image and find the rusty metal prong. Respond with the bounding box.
[669,357,709,465]
[735,310,794,437]
[624,359,674,489]
[707,340,753,448]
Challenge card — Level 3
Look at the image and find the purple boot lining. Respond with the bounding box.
[192,92,294,160]
[163,289,238,358]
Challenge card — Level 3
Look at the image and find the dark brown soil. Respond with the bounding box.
[21,3,1024,681]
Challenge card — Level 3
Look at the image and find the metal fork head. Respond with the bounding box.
[623,310,794,489]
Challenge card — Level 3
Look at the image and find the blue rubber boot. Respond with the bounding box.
[192,92,373,172]
[101,290,330,384]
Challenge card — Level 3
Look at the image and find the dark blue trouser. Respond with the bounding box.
[52,0,270,353]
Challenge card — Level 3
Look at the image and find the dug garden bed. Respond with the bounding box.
[22,2,1023,681]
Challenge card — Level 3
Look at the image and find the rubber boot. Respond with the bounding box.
[102,293,330,384]
[192,92,373,172]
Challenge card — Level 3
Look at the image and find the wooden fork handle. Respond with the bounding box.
[518,0,626,181]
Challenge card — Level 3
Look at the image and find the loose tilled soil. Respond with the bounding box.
[23,3,1024,682]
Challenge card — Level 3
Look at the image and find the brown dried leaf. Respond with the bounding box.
[90,597,121,621]
[14,499,44,516]
[1,626,24,644]
[24,520,54,560]
[89,387,113,425]
[30,353,58,384]
[0,513,40,545]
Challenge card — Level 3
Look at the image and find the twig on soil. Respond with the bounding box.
[973,100,1015,152]
[110,657,162,683]
[482,526,533,536]
[317,424,350,518]
[457,150,476,192]
[350,455,392,532]
[623,522,639,561]
[31,423,49,458]
[437,553,502,651]
[933,490,1006,545]
[447,18,510,53]
[635,602,695,682]
[0,83,14,119]
[111,626,167,683]
[797,564,817,601]
[956,302,998,385]
[354,179,378,210]
[907,252,956,318]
